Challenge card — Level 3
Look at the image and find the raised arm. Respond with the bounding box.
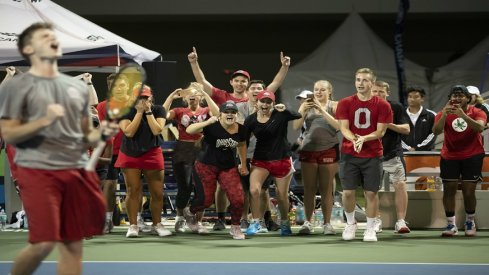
[266,52,291,93]
[82,73,99,106]
[1,67,16,87]
[162,88,183,120]
[200,91,219,116]
[188,47,214,95]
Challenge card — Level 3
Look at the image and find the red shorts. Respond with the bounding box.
[115,146,164,170]
[6,144,18,180]
[251,157,293,178]
[299,147,338,164]
[16,167,106,243]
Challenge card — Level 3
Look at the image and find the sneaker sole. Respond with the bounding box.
[441,232,458,237]
[396,228,411,234]
[363,238,378,242]
[465,232,476,237]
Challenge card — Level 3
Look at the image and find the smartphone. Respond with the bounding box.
[306,94,314,101]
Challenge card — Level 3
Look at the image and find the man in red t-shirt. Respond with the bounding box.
[336,68,392,242]
[432,85,486,237]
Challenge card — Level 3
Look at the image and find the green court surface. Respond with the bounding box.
[1,227,488,264]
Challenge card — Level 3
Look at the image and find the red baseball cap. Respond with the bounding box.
[134,84,152,97]
[256,90,275,102]
[231,70,251,81]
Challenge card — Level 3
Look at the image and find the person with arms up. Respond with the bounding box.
[432,85,486,237]
[0,22,118,275]
[335,68,392,242]
[401,86,437,151]
[371,81,411,234]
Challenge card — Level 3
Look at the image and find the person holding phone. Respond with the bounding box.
[293,80,340,235]
[432,85,486,237]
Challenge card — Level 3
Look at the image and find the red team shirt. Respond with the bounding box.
[336,95,393,158]
[435,105,486,160]
[96,100,123,154]
[172,107,210,141]
[211,87,249,105]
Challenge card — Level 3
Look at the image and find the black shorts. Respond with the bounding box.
[96,166,109,181]
[240,158,272,192]
[106,154,120,180]
[440,153,484,182]
[339,154,383,192]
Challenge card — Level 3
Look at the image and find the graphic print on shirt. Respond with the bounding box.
[216,138,239,149]
[354,108,371,129]
[451,117,467,132]
[181,114,208,127]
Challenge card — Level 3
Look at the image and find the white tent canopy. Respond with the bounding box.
[430,36,489,111]
[0,0,160,71]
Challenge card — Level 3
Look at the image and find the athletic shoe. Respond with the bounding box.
[240,219,250,230]
[184,208,199,233]
[342,223,357,241]
[174,216,187,233]
[258,220,269,233]
[103,219,114,234]
[441,224,458,237]
[280,220,292,236]
[363,228,378,242]
[464,220,476,237]
[245,221,261,235]
[373,218,383,233]
[230,225,245,240]
[323,223,336,235]
[126,224,139,238]
[213,219,226,231]
[152,223,172,237]
[267,220,280,231]
[395,220,411,234]
[197,222,209,235]
[298,221,314,235]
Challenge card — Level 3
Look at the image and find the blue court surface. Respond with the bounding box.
[1,261,488,275]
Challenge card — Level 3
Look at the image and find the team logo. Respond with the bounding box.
[451,117,467,132]
[0,32,18,42]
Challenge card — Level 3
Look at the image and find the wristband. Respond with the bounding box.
[145,112,153,115]
[87,82,93,85]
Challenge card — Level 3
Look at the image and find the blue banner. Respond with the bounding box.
[394,0,410,107]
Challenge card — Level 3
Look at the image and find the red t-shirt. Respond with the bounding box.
[211,87,248,105]
[435,105,486,160]
[96,100,123,154]
[336,94,393,158]
[172,107,210,141]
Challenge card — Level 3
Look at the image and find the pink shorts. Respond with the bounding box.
[16,167,106,243]
[115,146,164,170]
[299,147,338,164]
[251,158,293,178]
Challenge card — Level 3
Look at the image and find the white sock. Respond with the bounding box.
[366,217,376,229]
[447,216,455,225]
[466,213,475,221]
[345,211,355,224]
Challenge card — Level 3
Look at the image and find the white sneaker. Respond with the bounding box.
[464,220,476,237]
[373,218,382,233]
[174,216,187,233]
[126,224,139,238]
[441,224,458,237]
[363,228,377,242]
[230,225,245,240]
[323,223,336,235]
[137,217,151,233]
[152,223,172,237]
[395,220,411,234]
[197,222,209,235]
[183,208,199,233]
[258,220,269,233]
[298,221,314,235]
[342,223,357,241]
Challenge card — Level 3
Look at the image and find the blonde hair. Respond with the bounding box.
[314,80,334,100]
[356,68,376,82]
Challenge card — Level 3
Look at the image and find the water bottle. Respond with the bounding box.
[331,202,344,225]
[288,206,296,225]
[426,176,435,191]
[295,204,305,225]
[23,213,28,229]
[0,209,7,231]
[435,176,443,191]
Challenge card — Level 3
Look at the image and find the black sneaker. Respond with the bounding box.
[213,219,226,231]
[267,220,280,231]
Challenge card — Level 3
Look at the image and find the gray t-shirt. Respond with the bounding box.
[301,100,339,152]
[0,73,90,169]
